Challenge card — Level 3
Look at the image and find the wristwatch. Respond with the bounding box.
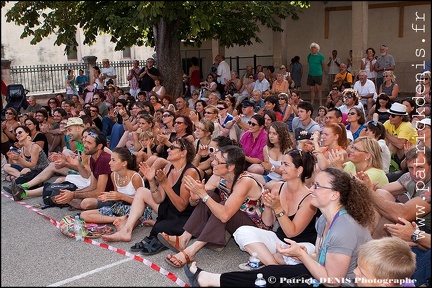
[275,210,286,218]
[202,195,210,203]
[411,229,421,243]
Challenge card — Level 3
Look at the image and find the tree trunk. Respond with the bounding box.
[154,18,183,100]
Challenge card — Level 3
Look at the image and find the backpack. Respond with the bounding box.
[42,181,77,208]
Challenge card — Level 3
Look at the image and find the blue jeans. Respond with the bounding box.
[109,123,124,150]
[102,116,115,137]
[411,246,431,286]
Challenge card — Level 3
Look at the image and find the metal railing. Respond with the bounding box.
[9,55,274,95]
[10,60,146,95]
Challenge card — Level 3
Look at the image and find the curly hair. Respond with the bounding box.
[267,121,293,153]
[323,167,375,227]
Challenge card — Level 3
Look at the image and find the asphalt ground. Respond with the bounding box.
[1,177,250,287]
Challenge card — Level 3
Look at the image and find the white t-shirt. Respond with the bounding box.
[101,66,117,86]
[353,79,377,102]
[361,58,377,79]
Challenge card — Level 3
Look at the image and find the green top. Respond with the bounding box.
[307,53,325,76]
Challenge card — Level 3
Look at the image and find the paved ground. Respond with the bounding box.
[1,176,250,287]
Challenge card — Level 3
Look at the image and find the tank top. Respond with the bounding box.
[381,82,396,99]
[219,172,271,230]
[189,68,201,87]
[113,172,143,198]
[346,124,366,140]
[275,183,318,243]
[22,143,49,171]
[265,146,282,181]
[195,139,210,163]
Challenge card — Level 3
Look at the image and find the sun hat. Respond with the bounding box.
[419,118,431,126]
[387,102,408,116]
[65,117,85,128]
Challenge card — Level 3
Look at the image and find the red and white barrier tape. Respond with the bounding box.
[1,191,189,287]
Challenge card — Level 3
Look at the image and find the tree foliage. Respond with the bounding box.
[2,1,310,97]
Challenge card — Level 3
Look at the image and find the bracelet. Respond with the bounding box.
[275,210,286,218]
[151,188,159,194]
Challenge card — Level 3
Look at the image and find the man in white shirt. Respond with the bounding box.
[327,49,341,90]
[215,55,231,99]
[254,72,270,93]
[101,58,117,88]
[353,69,377,115]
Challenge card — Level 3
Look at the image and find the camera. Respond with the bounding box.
[295,128,312,141]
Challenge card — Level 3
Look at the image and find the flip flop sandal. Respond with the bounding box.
[157,232,181,253]
[184,263,203,287]
[165,250,193,268]
[140,237,168,256]
[130,236,153,252]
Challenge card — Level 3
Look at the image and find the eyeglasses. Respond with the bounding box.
[174,121,184,125]
[350,144,367,153]
[248,121,258,127]
[169,145,182,151]
[311,182,333,190]
[162,114,172,118]
[204,111,215,114]
[5,112,14,115]
[348,112,357,116]
[208,147,218,154]
[15,130,24,136]
[213,157,227,165]
[217,107,225,110]
[421,78,429,80]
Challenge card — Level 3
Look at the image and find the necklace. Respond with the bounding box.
[117,173,128,186]
[173,163,186,173]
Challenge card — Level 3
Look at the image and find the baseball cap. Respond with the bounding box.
[242,100,255,108]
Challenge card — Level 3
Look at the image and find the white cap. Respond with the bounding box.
[419,118,431,126]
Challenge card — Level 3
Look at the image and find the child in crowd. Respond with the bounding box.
[314,106,327,131]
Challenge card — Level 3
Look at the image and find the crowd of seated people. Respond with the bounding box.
[1,58,430,287]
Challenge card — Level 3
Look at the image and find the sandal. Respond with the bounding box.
[184,263,202,287]
[5,175,16,182]
[140,237,168,256]
[130,236,153,252]
[157,232,181,253]
[165,250,193,268]
[85,225,116,239]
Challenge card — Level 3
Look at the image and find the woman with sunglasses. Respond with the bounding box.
[346,107,367,141]
[103,139,201,255]
[47,97,61,122]
[331,136,389,186]
[416,71,431,117]
[364,121,391,173]
[160,145,271,268]
[338,89,365,123]
[1,107,20,161]
[184,168,375,287]
[24,117,48,157]
[234,149,317,270]
[239,114,267,173]
[4,125,49,184]
[131,114,160,154]
[203,105,222,139]
[379,71,399,102]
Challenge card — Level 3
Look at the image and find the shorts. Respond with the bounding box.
[99,201,131,217]
[307,74,323,86]
[96,200,116,209]
[263,175,272,183]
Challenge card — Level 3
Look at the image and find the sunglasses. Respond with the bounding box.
[248,121,258,127]
[15,130,24,136]
[49,101,57,104]
[208,147,218,154]
[174,121,184,125]
[421,78,429,80]
[25,122,33,126]
[348,112,357,116]
[389,114,400,118]
[345,95,353,99]
[116,105,123,107]
[204,111,215,114]
[87,131,99,140]
[278,97,286,100]
[162,114,172,118]
[217,107,225,110]
[5,111,14,115]
[93,98,100,100]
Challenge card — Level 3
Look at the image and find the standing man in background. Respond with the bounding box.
[138,57,161,100]
[375,45,396,93]
[215,55,231,99]
[307,42,325,106]
[327,50,340,91]
[127,60,141,98]
[101,59,117,89]
[75,69,89,96]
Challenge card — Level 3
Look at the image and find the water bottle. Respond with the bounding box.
[74,215,83,241]
[249,252,261,269]
[255,273,266,287]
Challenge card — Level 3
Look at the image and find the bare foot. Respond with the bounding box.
[113,215,128,230]
[102,229,132,242]
[142,219,156,227]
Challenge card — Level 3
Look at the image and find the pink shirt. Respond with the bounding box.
[239,129,267,160]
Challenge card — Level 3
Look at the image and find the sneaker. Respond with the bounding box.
[10,179,17,195]
[12,184,26,201]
